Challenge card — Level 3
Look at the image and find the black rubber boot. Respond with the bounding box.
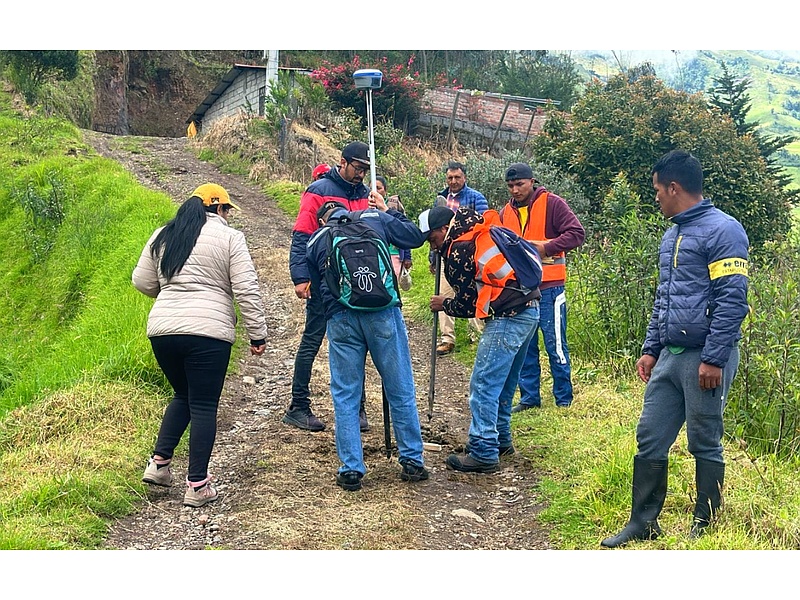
[689,458,724,539]
[601,456,669,548]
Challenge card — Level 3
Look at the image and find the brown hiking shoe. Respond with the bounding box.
[436,341,455,356]
[142,456,173,487]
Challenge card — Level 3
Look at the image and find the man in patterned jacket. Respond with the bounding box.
[422,206,540,474]
[602,150,750,548]
[429,161,489,356]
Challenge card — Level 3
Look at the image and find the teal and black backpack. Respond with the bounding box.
[324,216,400,311]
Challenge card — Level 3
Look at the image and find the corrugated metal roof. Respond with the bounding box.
[186,64,313,124]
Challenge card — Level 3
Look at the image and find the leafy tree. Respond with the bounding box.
[708,61,756,136]
[0,50,79,103]
[531,73,793,247]
[494,51,582,110]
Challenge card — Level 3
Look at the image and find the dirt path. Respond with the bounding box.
[86,131,552,550]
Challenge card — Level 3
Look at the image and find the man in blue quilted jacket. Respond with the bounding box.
[602,150,750,548]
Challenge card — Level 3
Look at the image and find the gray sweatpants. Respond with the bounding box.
[635,346,740,463]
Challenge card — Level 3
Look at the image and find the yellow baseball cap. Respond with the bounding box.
[191,183,240,210]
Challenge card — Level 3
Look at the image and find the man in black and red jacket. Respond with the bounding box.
[286,141,375,432]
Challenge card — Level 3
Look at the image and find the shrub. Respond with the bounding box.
[730,239,800,458]
[312,55,424,133]
[568,173,663,375]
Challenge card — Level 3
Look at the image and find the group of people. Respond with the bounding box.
[133,142,749,548]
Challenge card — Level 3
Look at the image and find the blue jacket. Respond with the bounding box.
[436,184,489,213]
[306,208,427,320]
[642,199,749,368]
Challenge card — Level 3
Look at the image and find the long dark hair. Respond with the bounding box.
[150,196,212,279]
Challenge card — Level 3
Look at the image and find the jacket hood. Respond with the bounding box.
[441,207,484,254]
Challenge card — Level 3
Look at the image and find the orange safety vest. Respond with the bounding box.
[447,221,517,319]
[499,191,567,283]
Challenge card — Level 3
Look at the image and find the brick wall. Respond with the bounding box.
[420,87,547,137]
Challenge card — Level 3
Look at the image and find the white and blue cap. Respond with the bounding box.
[418,206,454,234]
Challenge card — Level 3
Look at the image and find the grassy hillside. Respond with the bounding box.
[0,90,178,548]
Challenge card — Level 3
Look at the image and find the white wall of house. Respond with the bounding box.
[203,69,268,128]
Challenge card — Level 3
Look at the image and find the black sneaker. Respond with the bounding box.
[359,408,370,432]
[282,406,325,432]
[336,470,363,491]
[511,403,538,414]
[499,445,515,457]
[445,453,500,473]
[400,463,429,482]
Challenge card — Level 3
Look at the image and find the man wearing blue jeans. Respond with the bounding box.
[306,198,429,491]
[499,163,585,411]
[601,150,749,547]
[422,205,540,473]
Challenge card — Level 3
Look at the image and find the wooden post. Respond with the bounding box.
[488,99,511,154]
[446,91,462,151]
[524,107,536,144]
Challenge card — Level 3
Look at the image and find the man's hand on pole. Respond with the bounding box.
[369,190,387,211]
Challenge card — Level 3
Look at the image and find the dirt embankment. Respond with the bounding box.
[86,131,551,550]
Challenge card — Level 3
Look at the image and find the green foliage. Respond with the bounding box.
[0,50,80,104]
[260,71,329,136]
[708,60,799,204]
[11,170,68,263]
[325,106,365,151]
[378,146,437,222]
[37,51,96,128]
[730,239,800,458]
[568,174,663,375]
[264,180,304,218]
[495,51,582,110]
[462,148,591,219]
[532,73,794,247]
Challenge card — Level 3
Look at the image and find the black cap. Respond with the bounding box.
[505,162,534,181]
[428,206,454,231]
[342,141,371,165]
[316,200,346,222]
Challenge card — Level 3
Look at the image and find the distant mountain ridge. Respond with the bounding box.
[571,50,800,187]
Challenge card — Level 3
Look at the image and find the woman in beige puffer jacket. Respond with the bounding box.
[133,183,267,508]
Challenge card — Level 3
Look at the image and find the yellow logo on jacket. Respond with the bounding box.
[708,258,749,279]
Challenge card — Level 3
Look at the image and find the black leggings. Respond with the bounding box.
[150,335,232,482]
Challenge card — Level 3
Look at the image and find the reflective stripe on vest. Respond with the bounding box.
[500,191,566,283]
[450,223,517,318]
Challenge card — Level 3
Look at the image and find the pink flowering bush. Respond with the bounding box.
[312,55,424,133]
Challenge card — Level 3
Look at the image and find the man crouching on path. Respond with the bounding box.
[306,197,430,491]
[421,205,540,473]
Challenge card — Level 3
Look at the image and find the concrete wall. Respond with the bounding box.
[203,69,268,127]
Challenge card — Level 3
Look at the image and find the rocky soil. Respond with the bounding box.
[85,131,552,550]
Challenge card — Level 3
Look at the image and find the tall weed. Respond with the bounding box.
[568,174,662,375]
[729,240,800,457]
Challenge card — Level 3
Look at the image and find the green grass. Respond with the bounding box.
[0,92,183,548]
